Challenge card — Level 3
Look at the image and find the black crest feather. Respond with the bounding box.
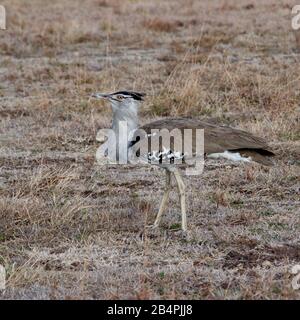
[113,91,146,101]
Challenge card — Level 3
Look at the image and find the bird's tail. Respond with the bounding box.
[239,150,275,166]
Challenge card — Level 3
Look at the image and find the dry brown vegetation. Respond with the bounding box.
[0,0,299,299]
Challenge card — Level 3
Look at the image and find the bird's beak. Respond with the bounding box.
[91,93,110,100]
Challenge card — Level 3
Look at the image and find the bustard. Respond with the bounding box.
[91,90,275,231]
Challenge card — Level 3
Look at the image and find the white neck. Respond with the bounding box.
[111,102,139,135]
[111,101,139,163]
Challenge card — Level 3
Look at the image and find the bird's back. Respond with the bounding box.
[138,117,274,166]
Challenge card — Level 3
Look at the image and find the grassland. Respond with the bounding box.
[0,0,299,299]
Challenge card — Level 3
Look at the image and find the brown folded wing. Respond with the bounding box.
[139,118,274,165]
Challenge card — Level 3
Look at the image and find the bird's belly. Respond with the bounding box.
[207,151,251,162]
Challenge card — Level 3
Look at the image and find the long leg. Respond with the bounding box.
[173,168,187,231]
[153,169,171,228]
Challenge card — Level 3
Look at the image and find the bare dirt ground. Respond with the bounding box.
[0,0,299,299]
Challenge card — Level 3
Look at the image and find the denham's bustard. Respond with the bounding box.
[91,91,275,231]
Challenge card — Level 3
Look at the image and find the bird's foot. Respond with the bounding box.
[138,224,188,239]
[170,229,189,240]
[137,224,162,239]
[145,223,159,230]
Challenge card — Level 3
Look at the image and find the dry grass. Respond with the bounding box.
[0,0,299,299]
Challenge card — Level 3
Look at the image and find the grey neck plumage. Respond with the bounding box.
[111,101,139,162]
[112,103,139,136]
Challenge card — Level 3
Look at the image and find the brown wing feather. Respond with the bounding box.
[140,118,274,164]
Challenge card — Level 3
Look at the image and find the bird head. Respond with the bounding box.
[91,90,145,112]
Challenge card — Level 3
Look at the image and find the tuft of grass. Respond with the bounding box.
[169,223,181,230]
[142,18,182,33]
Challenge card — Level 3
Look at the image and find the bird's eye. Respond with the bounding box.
[117,95,124,100]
